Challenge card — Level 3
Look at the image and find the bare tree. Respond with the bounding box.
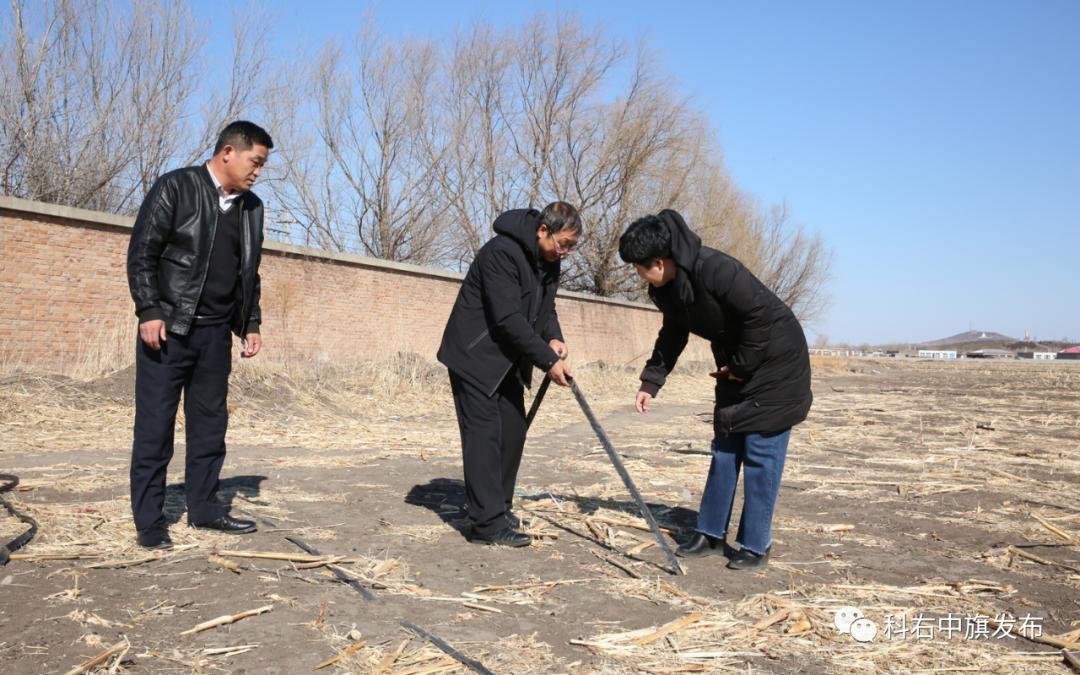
[120,1,204,207]
[0,6,832,320]
[0,0,139,210]
[0,0,275,213]
[258,51,343,249]
[269,22,446,263]
[181,5,274,167]
[0,1,200,210]
[746,201,832,325]
[554,48,701,296]
[505,16,619,208]
[677,162,832,324]
[420,23,515,263]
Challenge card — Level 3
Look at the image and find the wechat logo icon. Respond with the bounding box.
[834,606,878,643]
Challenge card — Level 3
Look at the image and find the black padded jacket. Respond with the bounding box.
[437,209,564,397]
[640,210,813,434]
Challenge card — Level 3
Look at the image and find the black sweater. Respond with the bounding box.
[194,202,241,324]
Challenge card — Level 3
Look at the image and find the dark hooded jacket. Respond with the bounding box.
[639,210,812,435]
[437,209,564,397]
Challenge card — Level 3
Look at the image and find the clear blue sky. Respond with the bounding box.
[198,0,1079,345]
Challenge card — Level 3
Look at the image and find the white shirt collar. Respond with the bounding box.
[205,163,240,211]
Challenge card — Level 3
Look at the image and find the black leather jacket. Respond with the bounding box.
[126,165,263,337]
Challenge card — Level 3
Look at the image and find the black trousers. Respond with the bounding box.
[449,372,527,536]
[131,323,232,531]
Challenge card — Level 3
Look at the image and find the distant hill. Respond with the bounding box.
[920,330,1016,347]
[832,331,1078,353]
[912,330,1078,353]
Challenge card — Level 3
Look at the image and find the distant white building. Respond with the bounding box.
[1033,352,1056,360]
[966,349,1014,359]
[809,348,866,357]
[918,350,957,360]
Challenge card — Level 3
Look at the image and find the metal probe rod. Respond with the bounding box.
[569,380,682,575]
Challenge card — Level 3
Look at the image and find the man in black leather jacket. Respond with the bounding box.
[437,202,580,547]
[126,121,273,549]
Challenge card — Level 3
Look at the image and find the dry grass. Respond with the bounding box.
[808,354,853,375]
[3,356,1078,673]
[0,315,135,382]
[570,584,1068,673]
[499,358,1080,672]
[0,351,713,454]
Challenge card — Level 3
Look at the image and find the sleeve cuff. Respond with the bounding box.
[539,345,560,371]
[246,320,261,335]
[639,380,661,397]
[727,364,750,380]
[137,307,164,323]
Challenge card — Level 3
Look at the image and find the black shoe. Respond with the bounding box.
[136,523,174,550]
[676,532,726,558]
[727,546,770,570]
[468,526,531,548]
[505,511,526,529]
[188,514,256,534]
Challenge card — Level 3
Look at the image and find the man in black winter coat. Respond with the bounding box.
[126,121,273,550]
[438,202,581,547]
[619,210,812,570]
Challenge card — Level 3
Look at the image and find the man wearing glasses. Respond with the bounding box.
[437,202,581,547]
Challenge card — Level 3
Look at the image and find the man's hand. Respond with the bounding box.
[548,359,573,386]
[710,365,744,383]
[549,339,568,359]
[139,319,167,350]
[241,333,262,358]
[635,390,653,414]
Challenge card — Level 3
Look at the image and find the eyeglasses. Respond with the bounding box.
[549,233,576,257]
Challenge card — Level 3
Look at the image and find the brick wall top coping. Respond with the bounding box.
[1,195,656,311]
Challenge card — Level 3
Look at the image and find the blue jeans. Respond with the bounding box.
[696,429,791,555]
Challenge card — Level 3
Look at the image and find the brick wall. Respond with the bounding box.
[0,196,710,373]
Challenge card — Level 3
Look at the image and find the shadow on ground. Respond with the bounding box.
[162,474,267,525]
[405,477,698,546]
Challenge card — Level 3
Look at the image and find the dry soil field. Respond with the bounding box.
[1,356,1078,673]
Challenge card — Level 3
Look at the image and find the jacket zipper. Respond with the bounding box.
[479,261,546,397]
[237,197,249,335]
[466,328,489,350]
[531,273,543,325]
[723,399,760,434]
[487,362,516,398]
[493,274,544,397]
[193,202,220,329]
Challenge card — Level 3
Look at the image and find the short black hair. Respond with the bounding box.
[619,214,670,265]
[539,201,582,236]
[214,120,274,155]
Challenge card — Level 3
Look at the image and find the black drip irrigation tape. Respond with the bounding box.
[1,474,38,566]
[400,620,495,675]
[286,536,377,602]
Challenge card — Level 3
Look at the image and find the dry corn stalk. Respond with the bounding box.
[180,605,273,635]
[207,554,242,573]
[65,640,128,675]
[313,641,365,670]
